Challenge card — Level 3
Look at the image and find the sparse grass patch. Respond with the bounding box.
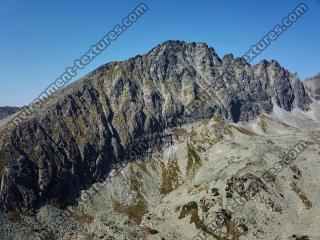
[112,166,149,224]
[261,115,290,127]
[186,144,202,179]
[259,118,267,133]
[142,226,159,237]
[200,200,211,213]
[231,125,256,137]
[69,211,94,224]
[190,209,205,230]
[0,128,8,136]
[112,198,148,224]
[217,196,224,206]
[171,128,188,136]
[179,202,243,240]
[178,205,215,237]
[134,162,151,177]
[160,158,181,195]
[225,219,241,240]
[190,128,197,138]
[223,125,233,135]
[213,114,224,123]
[291,184,312,209]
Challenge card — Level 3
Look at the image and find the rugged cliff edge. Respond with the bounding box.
[0,40,313,212]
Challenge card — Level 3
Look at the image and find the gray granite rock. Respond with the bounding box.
[0,40,313,212]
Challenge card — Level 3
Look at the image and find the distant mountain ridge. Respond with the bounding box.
[0,107,20,120]
[304,73,320,100]
[0,40,314,212]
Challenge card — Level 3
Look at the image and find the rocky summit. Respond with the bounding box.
[0,41,319,240]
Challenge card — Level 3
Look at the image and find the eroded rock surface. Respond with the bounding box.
[0,40,314,214]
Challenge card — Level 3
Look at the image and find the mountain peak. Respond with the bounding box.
[0,40,313,213]
[148,40,220,60]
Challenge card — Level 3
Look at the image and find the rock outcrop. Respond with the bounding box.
[0,40,313,212]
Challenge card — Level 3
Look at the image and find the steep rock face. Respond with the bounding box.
[0,107,20,120]
[304,73,320,100]
[0,40,313,211]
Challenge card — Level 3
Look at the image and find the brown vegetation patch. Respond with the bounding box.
[231,125,257,137]
[112,167,149,224]
[291,184,312,209]
[200,199,212,213]
[171,128,188,137]
[225,219,242,240]
[69,211,94,224]
[142,226,159,237]
[190,209,205,230]
[134,162,151,177]
[261,115,291,128]
[180,206,242,240]
[188,185,208,195]
[186,144,202,179]
[113,199,148,224]
[160,158,181,195]
[0,128,8,136]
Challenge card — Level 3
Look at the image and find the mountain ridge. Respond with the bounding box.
[0,40,314,212]
[0,107,20,121]
[304,73,320,100]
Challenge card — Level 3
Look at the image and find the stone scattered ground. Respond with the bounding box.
[1,101,320,240]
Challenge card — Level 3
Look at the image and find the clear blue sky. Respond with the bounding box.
[0,0,319,106]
